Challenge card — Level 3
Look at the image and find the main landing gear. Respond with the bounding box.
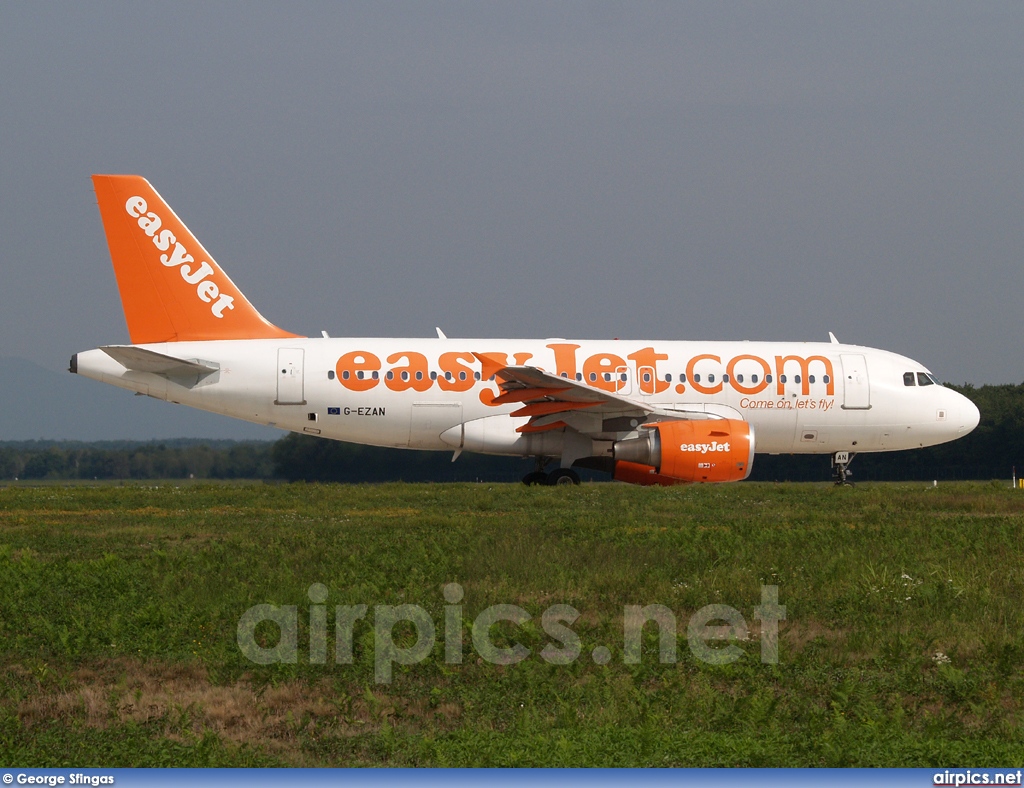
[547,468,581,486]
[832,451,855,486]
[522,458,581,486]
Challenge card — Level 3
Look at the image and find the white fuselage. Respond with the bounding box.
[73,337,980,459]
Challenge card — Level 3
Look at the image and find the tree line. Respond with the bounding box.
[0,439,275,482]
[1,383,1020,483]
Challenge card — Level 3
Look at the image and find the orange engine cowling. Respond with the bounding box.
[612,419,755,485]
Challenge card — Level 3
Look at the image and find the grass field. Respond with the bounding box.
[1,480,1024,766]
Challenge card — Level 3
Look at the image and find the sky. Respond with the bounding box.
[1,2,1022,439]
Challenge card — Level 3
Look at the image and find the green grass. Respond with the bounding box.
[1,481,1024,765]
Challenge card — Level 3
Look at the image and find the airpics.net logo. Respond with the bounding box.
[236,583,785,684]
[933,771,1023,786]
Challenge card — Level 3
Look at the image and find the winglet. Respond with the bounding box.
[92,175,301,344]
[473,352,508,381]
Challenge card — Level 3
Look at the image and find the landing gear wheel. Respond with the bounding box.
[547,468,581,486]
[524,456,552,486]
[831,451,856,487]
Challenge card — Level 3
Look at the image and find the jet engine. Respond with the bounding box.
[612,419,755,485]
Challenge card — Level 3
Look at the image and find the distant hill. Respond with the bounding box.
[0,356,281,441]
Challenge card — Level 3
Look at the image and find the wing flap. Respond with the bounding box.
[474,355,732,439]
[473,354,745,440]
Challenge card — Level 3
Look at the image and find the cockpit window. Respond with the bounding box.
[904,372,916,386]
[917,372,934,387]
[927,373,940,386]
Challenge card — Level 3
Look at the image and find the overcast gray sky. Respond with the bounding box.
[1,2,1022,438]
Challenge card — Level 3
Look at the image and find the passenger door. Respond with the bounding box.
[840,354,870,410]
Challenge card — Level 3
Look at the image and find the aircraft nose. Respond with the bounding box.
[959,396,980,435]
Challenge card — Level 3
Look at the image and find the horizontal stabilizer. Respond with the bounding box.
[101,345,219,388]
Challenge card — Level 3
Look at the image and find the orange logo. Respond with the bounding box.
[333,344,838,404]
[125,196,236,319]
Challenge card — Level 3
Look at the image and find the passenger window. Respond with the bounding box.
[722,374,729,383]
[736,374,744,383]
[694,374,701,383]
[780,375,787,384]
[765,375,772,383]
[794,375,801,384]
[666,373,673,383]
[823,374,830,384]
[708,373,716,383]
[809,375,815,384]
[751,374,758,384]
[917,372,934,387]
[904,372,915,386]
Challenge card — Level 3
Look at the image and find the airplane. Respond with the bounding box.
[71,175,980,486]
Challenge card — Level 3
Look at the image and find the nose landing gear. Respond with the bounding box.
[832,451,855,486]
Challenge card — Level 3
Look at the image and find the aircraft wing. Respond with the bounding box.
[101,346,220,388]
[474,353,723,437]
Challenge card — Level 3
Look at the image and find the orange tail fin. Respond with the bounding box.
[92,174,300,344]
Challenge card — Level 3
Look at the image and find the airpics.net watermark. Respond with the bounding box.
[236,583,785,683]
